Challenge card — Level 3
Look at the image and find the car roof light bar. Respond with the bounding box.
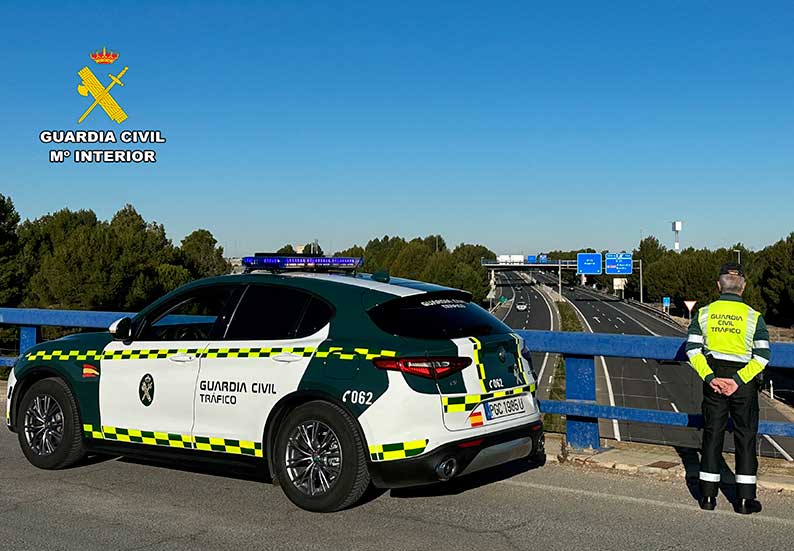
[242,255,363,272]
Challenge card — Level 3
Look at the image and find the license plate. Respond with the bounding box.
[483,396,526,420]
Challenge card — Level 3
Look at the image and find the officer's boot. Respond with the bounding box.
[734,498,762,515]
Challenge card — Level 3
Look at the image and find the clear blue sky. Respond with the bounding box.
[2,1,793,256]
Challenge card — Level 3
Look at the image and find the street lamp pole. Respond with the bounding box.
[733,249,741,265]
[639,259,644,304]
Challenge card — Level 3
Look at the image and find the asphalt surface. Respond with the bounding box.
[3,415,794,550]
[528,271,794,460]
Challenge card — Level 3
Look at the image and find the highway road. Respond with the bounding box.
[493,272,558,401]
[2,411,794,550]
[529,271,794,460]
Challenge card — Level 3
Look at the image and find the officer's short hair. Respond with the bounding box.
[719,273,745,294]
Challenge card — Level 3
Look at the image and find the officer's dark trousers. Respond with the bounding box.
[700,377,760,499]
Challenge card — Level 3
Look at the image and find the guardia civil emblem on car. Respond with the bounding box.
[139,374,154,406]
[6,254,543,512]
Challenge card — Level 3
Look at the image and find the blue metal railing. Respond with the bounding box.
[517,330,794,447]
[1,308,793,449]
[0,308,130,367]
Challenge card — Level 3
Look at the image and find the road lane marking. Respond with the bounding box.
[614,324,619,329]
[498,479,794,526]
[579,288,660,336]
[617,317,625,324]
[562,296,621,441]
[642,359,647,364]
[653,374,662,385]
[670,402,679,412]
[529,281,556,385]
[763,435,794,462]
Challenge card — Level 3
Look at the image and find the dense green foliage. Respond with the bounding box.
[335,235,494,303]
[0,195,228,311]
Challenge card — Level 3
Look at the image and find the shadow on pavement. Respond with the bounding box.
[115,454,271,484]
[677,447,738,504]
[389,457,544,499]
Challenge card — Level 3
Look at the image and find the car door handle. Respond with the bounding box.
[168,353,195,363]
[273,353,302,363]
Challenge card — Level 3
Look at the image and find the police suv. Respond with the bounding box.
[6,255,544,512]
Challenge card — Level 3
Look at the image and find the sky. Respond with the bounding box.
[1,1,793,257]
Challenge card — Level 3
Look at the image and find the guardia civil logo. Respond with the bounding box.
[38,46,166,164]
[77,47,128,124]
[139,374,155,407]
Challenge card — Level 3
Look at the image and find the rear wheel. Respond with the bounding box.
[17,378,85,469]
[274,401,370,512]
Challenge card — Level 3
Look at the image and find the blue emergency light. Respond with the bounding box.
[242,255,363,271]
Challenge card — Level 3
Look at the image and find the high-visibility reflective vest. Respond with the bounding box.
[685,294,770,385]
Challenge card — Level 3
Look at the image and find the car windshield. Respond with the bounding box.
[367,292,511,339]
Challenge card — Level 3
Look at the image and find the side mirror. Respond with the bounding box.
[109,317,133,341]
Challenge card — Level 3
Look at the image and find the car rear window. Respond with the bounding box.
[367,292,510,339]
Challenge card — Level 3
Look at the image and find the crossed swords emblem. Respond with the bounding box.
[76,65,129,124]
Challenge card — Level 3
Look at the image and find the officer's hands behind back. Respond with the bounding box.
[710,377,739,396]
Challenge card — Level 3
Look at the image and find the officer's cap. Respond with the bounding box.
[719,262,745,278]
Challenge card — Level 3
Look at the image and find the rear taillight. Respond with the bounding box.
[373,357,472,379]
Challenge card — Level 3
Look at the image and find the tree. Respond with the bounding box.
[303,241,324,255]
[0,194,20,306]
[276,244,297,254]
[180,229,229,279]
[757,234,794,326]
[390,240,432,280]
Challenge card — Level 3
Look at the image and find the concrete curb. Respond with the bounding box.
[542,433,794,495]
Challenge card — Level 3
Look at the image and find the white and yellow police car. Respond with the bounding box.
[6,255,543,512]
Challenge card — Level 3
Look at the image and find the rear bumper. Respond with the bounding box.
[368,420,544,489]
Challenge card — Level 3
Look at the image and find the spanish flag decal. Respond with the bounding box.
[470,411,484,427]
[82,364,100,378]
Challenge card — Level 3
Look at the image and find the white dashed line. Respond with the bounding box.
[670,402,679,413]
[653,374,662,385]
[642,358,647,364]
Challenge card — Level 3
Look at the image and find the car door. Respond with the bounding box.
[98,284,241,446]
[192,284,333,456]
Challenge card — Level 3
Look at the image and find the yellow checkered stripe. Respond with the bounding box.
[441,384,536,413]
[469,337,488,392]
[83,424,263,458]
[369,439,429,461]
[27,347,317,362]
[315,347,397,361]
[26,350,104,361]
[27,346,393,362]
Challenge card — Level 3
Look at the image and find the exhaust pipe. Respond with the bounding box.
[435,458,458,481]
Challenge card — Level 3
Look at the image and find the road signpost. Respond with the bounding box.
[684,300,697,320]
[605,252,633,275]
[527,255,537,264]
[576,253,603,275]
[539,254,548,264]
[662,296,671,313]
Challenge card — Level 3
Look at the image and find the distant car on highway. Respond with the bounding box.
[516,301,528,312]
[6,255,544,512]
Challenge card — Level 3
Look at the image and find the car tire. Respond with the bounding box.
[17,378,86,470]
[274,401,370,512]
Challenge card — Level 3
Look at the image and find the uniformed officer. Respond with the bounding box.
[685,263,770,514]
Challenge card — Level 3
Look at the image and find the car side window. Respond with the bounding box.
[137,285,241,342]
[224,285,332,341]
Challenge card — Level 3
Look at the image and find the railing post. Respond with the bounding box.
[19,326,41,355]
[564,354,600,450]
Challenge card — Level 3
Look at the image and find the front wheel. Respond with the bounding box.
[274,401,370,512]
[17,378,86,469]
